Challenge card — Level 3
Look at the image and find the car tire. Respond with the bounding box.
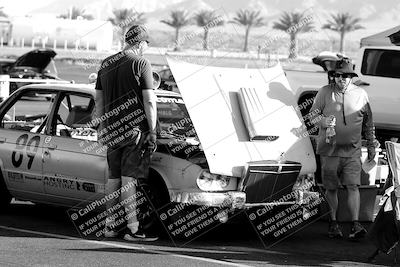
[136,170,170,236]
[0,171,12,209]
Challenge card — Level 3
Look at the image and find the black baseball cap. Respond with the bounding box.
[125,25,149,45]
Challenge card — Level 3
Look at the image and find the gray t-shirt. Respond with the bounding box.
[310,83,375,157]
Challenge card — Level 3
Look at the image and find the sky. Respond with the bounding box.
[1,0,399,41]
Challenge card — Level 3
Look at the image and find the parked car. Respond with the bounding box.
[296,41,400,144]
[0,57,16,75]
[0,48,61,94]
[157,67,178,92]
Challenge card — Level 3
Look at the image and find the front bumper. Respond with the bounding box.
[170,191,246,209]
[170,190,321,210]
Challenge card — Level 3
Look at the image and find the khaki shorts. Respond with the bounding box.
[107,134,151,179]
[320,156,361,190]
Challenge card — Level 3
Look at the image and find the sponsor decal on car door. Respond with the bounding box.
[42,135,107,205]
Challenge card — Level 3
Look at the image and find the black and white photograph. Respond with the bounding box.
[0,0,399,266]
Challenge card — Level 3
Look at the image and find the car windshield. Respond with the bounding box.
[44,58,58,76]
[157,96,197,139]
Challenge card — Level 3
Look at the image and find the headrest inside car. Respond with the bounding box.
[66,106,92,127]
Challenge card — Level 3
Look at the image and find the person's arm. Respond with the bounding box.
[136,59,157,147]
[362,98,376,160]
[95,91,104,126]
[94,74,105,141]
[309,87,332,128]
[143,89,157,134]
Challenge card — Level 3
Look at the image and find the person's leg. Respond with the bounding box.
[346,185,360,221]
[121,137,158,241]
[341,157,362,221]
[120,141,141,234]
[105,179,121,230]
[105,146,122,237]
[321,156,343,238]
[121,175,139,233]
[341,157,366,239]
[325,188,339,221]
[320,156,340,220]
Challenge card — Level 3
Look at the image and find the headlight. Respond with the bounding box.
[196,170,236,191]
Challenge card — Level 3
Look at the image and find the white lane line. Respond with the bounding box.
[0,225,252,267]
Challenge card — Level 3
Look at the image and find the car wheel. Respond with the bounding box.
[139,171,226,240]
[136,170,170,236]
[0,171,12,209]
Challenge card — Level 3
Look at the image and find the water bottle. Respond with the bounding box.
[325,115,336,144]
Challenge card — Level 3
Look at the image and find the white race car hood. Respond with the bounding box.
[167,57,316,178]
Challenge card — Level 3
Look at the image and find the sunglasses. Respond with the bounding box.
[334,73,352,78]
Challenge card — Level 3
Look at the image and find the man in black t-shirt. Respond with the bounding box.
[95,25,158,241]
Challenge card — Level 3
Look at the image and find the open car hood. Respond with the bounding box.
[167,57,316,178]
[12,49,57,72]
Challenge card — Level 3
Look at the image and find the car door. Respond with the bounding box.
[356,47,400,128]
[41,91,107,207]
[0,89,56,201]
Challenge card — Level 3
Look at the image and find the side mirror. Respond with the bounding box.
[88,73,97,84]
[353,80,370,86]
[153,71,161,89]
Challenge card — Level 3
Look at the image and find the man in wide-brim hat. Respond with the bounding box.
[309,59,377,241]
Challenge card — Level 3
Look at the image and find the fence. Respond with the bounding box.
[0,36,98,51]
[0,74,71,100]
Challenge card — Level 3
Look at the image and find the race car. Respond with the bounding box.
[0,83,240,212]
[1,48,61,94]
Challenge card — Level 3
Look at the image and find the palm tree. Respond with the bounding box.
[193,10,224,50]
[230,9,264,52]
[109,9,147,45]
[0,7,8,17]
[273,11,314,59]
[161,10,191,51]
[58,6,93,20]
[322,12,364,53]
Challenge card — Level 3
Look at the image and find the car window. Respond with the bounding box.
[157,96,197,138]
[44,58,58,77]
[361,49,400,78]
[160,69,173,80]
[52,93,96,141]
[0,91,56,133]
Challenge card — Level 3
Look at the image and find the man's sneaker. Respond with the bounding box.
[104,226,118,238]
[349,222,367,240]
[124,229,159,242]
[328,221,343,238]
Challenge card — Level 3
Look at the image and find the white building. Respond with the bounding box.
[10,16,113,51]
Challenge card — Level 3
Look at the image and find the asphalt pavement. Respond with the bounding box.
[0,200,396,266]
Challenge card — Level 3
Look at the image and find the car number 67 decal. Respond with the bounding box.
[12,134,40,169]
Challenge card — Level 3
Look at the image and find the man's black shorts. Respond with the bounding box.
[107,134,150,179]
